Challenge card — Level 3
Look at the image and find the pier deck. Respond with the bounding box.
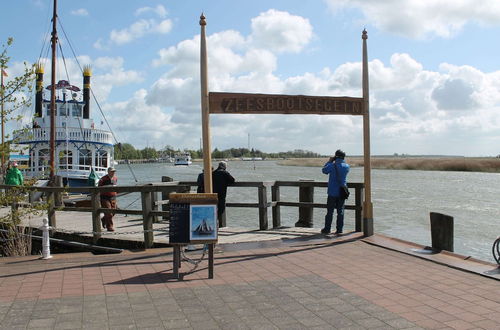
[1,233,499,329]
[2,207,499,329]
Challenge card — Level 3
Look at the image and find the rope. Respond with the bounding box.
[181,244,208,273]
[58,18,139,183]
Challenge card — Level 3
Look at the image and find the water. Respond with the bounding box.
[115,160,500,263]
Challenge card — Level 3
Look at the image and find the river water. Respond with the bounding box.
[115,160,499,263]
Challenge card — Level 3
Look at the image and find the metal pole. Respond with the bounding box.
[49,0,58,180]
[362,29,374,236]
[1,64,4,170]
[200,13,213,193]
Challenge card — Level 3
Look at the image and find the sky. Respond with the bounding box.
[2,0,500,157]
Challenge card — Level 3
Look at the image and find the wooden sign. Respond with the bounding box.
[209,92,365,115]
[169,193,218,244]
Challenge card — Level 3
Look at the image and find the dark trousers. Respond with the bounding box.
[101,199,117,230]
[217,198,226,227]
[323,195,345,233]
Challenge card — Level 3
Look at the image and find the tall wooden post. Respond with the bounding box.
[200,14,213,194]
[362,29,374,237]
[1,63,5,170]
[49,0,57,180]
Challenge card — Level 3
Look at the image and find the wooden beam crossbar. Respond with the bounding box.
[209,92,365,115]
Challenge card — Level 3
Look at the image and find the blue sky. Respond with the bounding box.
[2,0,500,156]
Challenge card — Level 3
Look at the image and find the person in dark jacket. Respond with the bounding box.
[213,161,235,225]
[321,149,350,235]
[4,162,24,186]
[197,162,235,226]
[98,167,118,231]
[196,167,213,193]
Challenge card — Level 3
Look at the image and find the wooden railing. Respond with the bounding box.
[1,182,190,248]
[179,180,364,231]
[1,179,364,248]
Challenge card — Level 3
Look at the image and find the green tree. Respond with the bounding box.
[114,143,140,160]
[1,37,35,169]
[141,147,158,159]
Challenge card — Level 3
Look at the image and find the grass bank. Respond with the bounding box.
[277,157,500,173]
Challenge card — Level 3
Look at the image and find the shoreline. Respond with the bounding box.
[276,156,500,173]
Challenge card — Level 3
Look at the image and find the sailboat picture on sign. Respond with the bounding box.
[190,204,218,242]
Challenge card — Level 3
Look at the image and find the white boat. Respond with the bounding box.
[14,69,114,187]
[174,153,192,166]
[13,1,114,187]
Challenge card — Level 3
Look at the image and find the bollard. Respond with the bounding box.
[39,218,53,259]
[430,212,454,252]
[295,180,314,228]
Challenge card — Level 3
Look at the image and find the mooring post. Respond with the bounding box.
[141,191,154,248]
[295,179,314,228]
[39,218,52,259]
[271,183,281,228]
[430,212,454,252]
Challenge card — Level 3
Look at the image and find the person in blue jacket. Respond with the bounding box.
[321,149,350,235]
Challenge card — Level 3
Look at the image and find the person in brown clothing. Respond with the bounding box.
[98,167,118,231]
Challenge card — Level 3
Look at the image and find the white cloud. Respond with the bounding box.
[70,8,88,17]
[135,5,167,18]
[249,9,313,53]
[85,9,499,155]
[94,6,173,49]
[325,0,500,39]
[109,18,173,45]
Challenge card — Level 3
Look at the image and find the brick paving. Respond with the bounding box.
[0,236,499,329]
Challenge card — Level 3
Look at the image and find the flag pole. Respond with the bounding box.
[362,29,374,236]
[49,0,58,180]
[200,13,213,193]
[1,64,5,170]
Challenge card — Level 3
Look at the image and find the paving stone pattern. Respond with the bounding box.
[0,239,499,329]
[0,275,420,330]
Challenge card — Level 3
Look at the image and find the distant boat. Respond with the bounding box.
[193,218,213,235]
[241,157,262,161]
[174,152,192,166]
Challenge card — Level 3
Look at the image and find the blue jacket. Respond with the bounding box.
[322,159,350,197]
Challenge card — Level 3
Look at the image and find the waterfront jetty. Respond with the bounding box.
[0,232,499,329]
[2,179,365,249]
[1,181,499,329]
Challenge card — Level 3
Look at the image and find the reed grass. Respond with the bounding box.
[277,157,500,173]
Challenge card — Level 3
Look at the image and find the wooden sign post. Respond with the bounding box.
[199,18,374,237]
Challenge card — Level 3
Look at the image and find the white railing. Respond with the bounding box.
[15,127,113,145]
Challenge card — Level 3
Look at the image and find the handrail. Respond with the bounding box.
[1,179,364,247]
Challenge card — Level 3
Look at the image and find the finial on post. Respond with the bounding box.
[200,13,206,26]
[362,29,368,40]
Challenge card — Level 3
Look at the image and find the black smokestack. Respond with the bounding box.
[35,63,44,118]
[83,65,91,119]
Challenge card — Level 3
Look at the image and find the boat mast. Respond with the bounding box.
[1,62,5,169]
[49,0,57,180]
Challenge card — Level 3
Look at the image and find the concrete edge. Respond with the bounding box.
[362,234,500,281]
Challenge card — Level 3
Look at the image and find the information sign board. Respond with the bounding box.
[169,193,218,244]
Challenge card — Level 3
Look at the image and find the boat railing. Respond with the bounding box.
[26,164,107,176]
[15,127,113,144]
[1,179,364,248]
